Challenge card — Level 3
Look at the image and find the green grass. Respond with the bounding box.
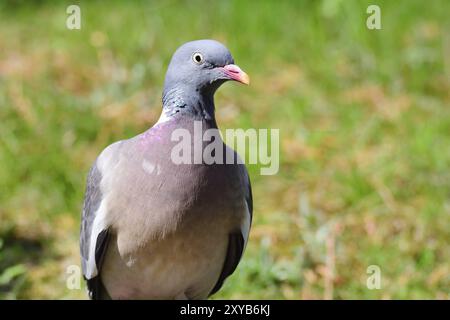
[0,0,449,299]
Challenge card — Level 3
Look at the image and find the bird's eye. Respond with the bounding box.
[192,52,204,64]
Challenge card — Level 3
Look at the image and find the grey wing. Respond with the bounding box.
[80,161,110,299]
[209,171,253,296]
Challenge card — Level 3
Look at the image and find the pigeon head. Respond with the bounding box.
[162,40,249,122]
[164,39,249,92]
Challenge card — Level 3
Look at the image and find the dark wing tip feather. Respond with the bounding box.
[209,232,244,296]
[245,175,253,224]
[209,168,253,296]
[86,228,111,300]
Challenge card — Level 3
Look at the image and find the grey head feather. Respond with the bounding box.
[162,39,236,122]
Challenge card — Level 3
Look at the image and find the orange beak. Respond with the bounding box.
[223,64,250,85]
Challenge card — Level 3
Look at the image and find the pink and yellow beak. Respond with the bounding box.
[223,64,250,85]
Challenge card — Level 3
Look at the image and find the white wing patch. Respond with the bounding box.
[155,110,171,125]
[84,142,120,279]
[85,199,108,279]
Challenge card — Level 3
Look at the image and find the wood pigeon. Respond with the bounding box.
[80,40,253,299]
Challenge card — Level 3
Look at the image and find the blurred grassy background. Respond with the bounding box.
[0,0,449,299]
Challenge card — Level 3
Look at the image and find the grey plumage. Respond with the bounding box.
[80,40,252,299]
